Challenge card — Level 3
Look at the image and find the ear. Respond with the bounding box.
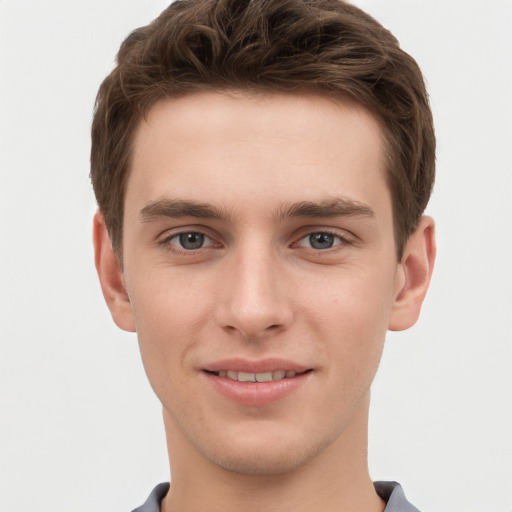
[93,210,136,332]
[388,216,436,331]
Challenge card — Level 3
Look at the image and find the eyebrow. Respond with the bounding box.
[138,197,374,223]
[276,198,375,220]
[139,199,230,222]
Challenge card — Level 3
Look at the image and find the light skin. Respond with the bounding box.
[94,92,435,512]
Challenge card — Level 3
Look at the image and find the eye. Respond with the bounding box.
[297,231,349,250]
[167,232,214,250]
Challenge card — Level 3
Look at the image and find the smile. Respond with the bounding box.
[202,364,313,406]
[207,369,307,382]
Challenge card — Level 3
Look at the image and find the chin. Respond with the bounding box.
[196,425,337,476]
[208,445,315,476]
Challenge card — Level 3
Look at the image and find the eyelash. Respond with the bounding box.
[293,230,354,251]
[158,229,354,254]
[160,231,217,254]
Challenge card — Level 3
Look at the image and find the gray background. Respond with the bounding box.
[1,1,511,511]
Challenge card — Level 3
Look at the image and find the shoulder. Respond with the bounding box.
[130,481,420,512]
[130,483,170,512]
[374,481,422,512]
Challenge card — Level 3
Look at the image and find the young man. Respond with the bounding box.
[91,1,436,511]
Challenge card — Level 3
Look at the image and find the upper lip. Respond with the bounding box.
[201,357,311,374]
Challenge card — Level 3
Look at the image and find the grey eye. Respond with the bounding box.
[178,232,205,250]
[308,233,335,249]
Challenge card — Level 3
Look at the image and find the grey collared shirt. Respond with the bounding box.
[131,481,421,512]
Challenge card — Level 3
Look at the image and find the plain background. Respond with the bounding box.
[1,1,511,511]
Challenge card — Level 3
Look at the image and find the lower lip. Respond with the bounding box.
[203,371,311,406]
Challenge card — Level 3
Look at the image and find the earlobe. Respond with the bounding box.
[93,211,136,332]
[388,216,436,331]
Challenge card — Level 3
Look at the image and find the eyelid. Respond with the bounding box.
[156,224,217,241]
[157,226,222,253]
[300,232,347,245]
[290,228,357,254]
[155,225,356,253]
[169,232,215,247]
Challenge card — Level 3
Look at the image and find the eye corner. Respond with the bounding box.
[293,230,356,251]
[157,229,221,254]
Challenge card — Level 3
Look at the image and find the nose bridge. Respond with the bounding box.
[217,238,291,338]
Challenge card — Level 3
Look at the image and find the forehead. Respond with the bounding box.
[126,91,390,222]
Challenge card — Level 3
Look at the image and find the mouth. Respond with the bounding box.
[201,361,313,406]
[204,369,312,382]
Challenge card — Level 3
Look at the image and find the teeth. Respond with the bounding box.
[219,370,301,382]
[256,372,273,382]
[238,371,256,382]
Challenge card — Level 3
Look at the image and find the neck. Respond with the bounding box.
[161,393,384,512]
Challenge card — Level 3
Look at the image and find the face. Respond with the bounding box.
[118,92,405,475]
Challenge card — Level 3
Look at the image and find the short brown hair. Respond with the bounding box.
[91,0,435,259]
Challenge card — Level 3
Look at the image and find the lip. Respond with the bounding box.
[202,357,310,374]
[201,357,313,406]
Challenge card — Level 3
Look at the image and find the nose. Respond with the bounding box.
[215,246,293,340]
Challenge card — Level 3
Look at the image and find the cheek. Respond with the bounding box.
[299,264,395,370]
[127,271,212,376]
[130,265,211,324]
